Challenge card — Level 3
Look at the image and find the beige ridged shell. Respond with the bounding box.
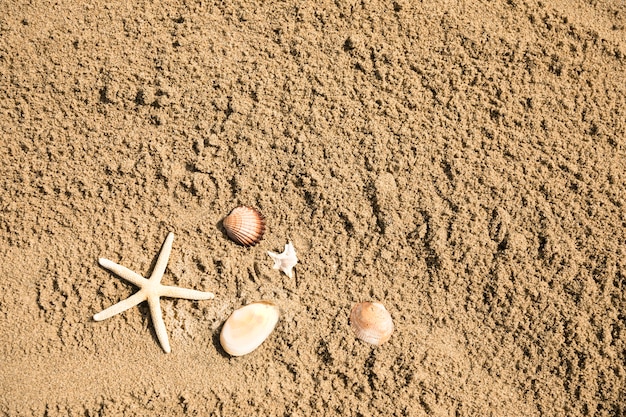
[349,302,394,346]
[220,301,280,356]
[223,206,265,246]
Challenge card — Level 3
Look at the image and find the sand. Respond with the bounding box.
[1,0,625,415]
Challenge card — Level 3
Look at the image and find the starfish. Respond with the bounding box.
[93,232,214,353]
[267,242,298,279]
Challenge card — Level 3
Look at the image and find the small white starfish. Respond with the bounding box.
[267,242,298,278]
[93,232,214,353]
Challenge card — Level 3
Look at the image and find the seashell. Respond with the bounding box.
[349,301,394,346]
[223,206,265,246]
[220,301,280,356]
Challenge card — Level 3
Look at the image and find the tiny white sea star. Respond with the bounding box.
[93,232,214,353]
[267,242,298,279]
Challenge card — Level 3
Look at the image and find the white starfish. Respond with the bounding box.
[93,232,214,353]
[267,242,298,278]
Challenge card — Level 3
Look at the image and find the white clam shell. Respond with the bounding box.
[220,301,280,356]
[349,301,394,346]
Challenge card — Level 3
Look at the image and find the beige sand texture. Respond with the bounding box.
[1,0,625,415]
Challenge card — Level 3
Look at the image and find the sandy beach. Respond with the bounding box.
[1,0,625,415]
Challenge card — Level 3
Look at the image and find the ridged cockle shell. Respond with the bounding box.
[220,301,280,356]
[349,301,394,346]
[223,206,265,246]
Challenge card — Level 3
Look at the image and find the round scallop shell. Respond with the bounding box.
[349,301,394,346]
[220,301,280,356]
[223,206,265,246]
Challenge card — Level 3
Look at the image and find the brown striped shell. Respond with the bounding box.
[223,206,266,246]
[349,301,394,346]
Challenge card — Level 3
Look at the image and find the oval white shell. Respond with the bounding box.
[349,301,394,345]
[223,206,265,246]
[220,301,280,356]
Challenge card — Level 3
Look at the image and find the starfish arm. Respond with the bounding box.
[148,295,171,353]
[93,291,147,321]
[150,232,174,283]
[159,285,215,300]
[284,266,294,279]
[285,244,297,258]
[267,252,283,269]
[99,258,147,288]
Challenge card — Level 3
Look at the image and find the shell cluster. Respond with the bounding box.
[350,301,394,346]
[220,301,280,356]
[216,206,394,357]
[223,206,266,246]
